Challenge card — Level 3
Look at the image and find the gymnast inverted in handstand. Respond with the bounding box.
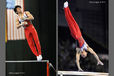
[64,1,104,71]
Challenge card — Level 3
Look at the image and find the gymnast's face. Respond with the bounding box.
[81,50,87,58]
[16,7,22,14]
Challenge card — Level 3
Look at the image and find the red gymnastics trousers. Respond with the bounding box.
[24,20,41,56]
[64,6,85,48]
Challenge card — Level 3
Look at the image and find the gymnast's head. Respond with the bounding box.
[76,48,87,58]
[14,5,22,14]
[81,50,87,58]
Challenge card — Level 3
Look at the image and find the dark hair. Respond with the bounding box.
[14,5,21,14]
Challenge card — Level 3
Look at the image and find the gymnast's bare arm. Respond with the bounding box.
[24,11,34,20]
[16,18,27,29]
[76,48,83,72]
[86,45,104,66]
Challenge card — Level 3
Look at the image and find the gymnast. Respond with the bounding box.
[64,1,104,71]
[14,5,42,61]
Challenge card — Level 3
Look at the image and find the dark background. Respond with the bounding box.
[58,0,108,72]
[6,0,56,75]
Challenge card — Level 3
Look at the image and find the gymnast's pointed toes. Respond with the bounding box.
[64,1,68,8]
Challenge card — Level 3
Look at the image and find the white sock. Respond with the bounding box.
[36,55,42,61]
[37,56,40,61]
[64,1,68,8]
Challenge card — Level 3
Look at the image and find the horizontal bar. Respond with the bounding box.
[58,71,109,76]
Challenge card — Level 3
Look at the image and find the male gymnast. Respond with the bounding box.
[14,5,42,61]
[64,1,104,71]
